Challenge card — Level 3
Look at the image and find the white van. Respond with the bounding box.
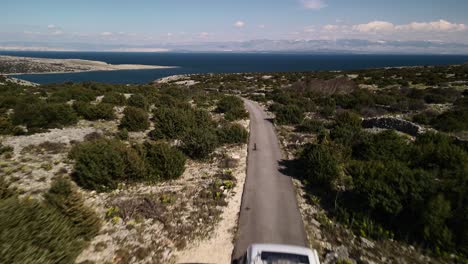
[241,244,321,264]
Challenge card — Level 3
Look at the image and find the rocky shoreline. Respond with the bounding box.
[0,55,177,75]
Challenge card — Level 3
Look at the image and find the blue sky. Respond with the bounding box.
[2,0,468,46]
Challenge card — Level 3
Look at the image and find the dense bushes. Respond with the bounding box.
[71,139,129,191]
[44,178,101,239]
[0,178,100,264]
[216,96,248,121]
[144,142,186,181]
[73,102,116,121]
[431,109,468,132]
[300,143,340,186]
[413,108,468,133]
[274,104,304,125]
[181,127,219,159]
[218,123,249,144]
[119,107,150,131]
[127,94,148,110]
[299,129,468,256]
[149,106,197,140]
[296,119,325,133]
[150,102,247,159]
[102,92,127,105]
[70,139,186,191]
[12,102,78,130]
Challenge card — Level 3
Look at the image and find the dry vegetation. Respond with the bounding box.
[0,77,249,263]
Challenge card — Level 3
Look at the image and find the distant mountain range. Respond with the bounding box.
[1,39,468,54]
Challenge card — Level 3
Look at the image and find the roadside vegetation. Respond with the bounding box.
[180,65,468,262]
[0,77,250,263]
[0,177,100,264]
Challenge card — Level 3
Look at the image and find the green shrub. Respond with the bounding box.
[300,143,340,186]
[48,85,98,103]
[413,111,437,125]
[71,140,127,191]
[431,110,468,132]
[182,127,219,159]
[44,178,101,240]
[70,139,149,191]
[116,128,129,140]
[422,194,454,249]
[119,107,150,132]
[0,142,13,156]
[0,116,23,135]
[149,107,215,140]
[143,142,186,181]
[296,119,325,133]
[352,130,410,161]
[0,179,100,264]
[102,92,127,106]
[274,104,304,125]
[13,102,78,130]
[0,198,85,264]
[335,111,362,128]
[150,107,195,140]
[0,177,13,200]
[74,102,115,121]
[216,96,248,121]
[218,123,248,144]
[127,94,148,110]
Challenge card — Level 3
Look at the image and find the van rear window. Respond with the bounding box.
[260,251,310,264]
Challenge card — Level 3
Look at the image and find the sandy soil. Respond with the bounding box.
[0,55,177,75]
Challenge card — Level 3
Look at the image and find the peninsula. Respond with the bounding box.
[0,55,176,75]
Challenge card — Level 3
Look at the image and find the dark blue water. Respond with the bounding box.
[2,51,468,84]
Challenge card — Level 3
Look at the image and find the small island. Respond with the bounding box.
[0,55,176,75]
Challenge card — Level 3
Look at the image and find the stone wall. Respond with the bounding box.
[362,117,424,136]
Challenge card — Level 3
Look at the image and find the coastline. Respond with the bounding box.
[5,67,175,76]
[0,55,178,75]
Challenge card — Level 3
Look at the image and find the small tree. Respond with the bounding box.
[44,178,101,239]
[119,107,150,132]
[70,140,126,192]
[300,143,340,186]
[13,102,78,130]
[218,123,248,144]
[182,127,219,159]
[422,194,453,250]
[216,96,248,121]
[102,92,127,106]
[74,102,115,121]
[275,104,304,125]
[127,94,149,110]
[144,142,186,181]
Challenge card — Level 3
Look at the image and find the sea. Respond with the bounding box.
[2,51,468,84]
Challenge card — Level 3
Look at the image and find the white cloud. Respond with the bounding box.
[47,24,57,29]
[304,26,316,33]
[396,19,467,32]
[234,21,245,28]
[323,24,340,31]
[352,19,467,34]
[353,21,395,33]
[300,0,327,10]
[100,32,113,36]
[23,31,41,35]
[50,30,63,35]
[199,32,211,37]
[258,24,266,29]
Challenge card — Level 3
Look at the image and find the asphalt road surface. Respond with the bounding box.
[232,99,308,261]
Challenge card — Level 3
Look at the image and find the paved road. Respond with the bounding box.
[232,99,308,261]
